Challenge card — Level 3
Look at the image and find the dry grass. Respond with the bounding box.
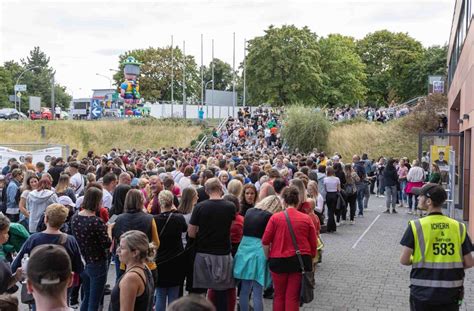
[0,119,202,156]
[327,118,419,161]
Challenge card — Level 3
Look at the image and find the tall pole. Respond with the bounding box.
[183,40,186,119]
[171,35,174,118]
[212,39,215,119]
[14,65,41,112]
[243,38,247,108]
[51,73,55,120]
[201,34,204,111]
[232,32,236,117]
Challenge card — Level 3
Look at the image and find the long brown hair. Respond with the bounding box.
[55,174,70,194]
[178,187,197,215]
[82,187,103,212]
[124,189,144,213]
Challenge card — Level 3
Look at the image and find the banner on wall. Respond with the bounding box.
[430,145,451,171]
[0,146,63,170]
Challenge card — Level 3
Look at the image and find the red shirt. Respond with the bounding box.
[230,214,244,244]
[262,208,317,258]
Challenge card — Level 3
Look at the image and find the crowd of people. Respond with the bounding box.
[327,102,412,123]
[0,108,468,311]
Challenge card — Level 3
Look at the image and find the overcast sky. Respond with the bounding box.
[0,0,454,98]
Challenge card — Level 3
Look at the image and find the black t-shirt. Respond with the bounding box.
[196,186,209,204]
[400,213,474,303]
[189,199,235,255]
[154,212,188,262]
[242,208,272,239]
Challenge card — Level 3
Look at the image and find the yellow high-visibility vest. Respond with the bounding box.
[410,214,466,288]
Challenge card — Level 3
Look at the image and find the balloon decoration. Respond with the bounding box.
[120,56,142,106]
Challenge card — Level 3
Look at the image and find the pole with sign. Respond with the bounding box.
[90,99,102,119]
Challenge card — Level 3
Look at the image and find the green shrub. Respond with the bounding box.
[281,104,331,153]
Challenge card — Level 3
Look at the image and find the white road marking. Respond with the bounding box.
[352,214,381,249]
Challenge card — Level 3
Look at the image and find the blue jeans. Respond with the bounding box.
[239,280,263,311]
[154,286,180,311]
[356,184,367,215]
[80,261,108,311]
[399,179,407,205]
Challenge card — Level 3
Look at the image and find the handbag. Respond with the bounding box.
[336,192,346,211]
[283,210,314,305]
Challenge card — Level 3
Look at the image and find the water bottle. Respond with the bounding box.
[21,254,29,282]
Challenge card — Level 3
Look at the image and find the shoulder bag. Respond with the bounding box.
[283,210,314,305]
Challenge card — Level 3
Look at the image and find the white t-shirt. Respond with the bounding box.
[315,193,324,213]
[102,188,113,209]
[323,176,340,193]
[71,173,84,197]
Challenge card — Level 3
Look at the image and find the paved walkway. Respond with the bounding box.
[266,195,474,311]
[19,196,474,310]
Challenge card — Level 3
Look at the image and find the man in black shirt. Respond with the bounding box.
[188,177,236,310]
[196,169,214,204]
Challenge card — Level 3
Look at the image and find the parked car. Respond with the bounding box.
[29,108,53,120]
[0,108,21,120]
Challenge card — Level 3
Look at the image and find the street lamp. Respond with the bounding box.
[95,73,112,89]
[14,65,41,111]
[204,80,213,102]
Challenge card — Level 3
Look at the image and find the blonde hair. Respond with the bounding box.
[158,190,174,209]
[255,195,283,214]
[45,203,69,228]
[120,230,156,262]
[227,179,243,198]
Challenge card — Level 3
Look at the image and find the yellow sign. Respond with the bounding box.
[430,145,451,170]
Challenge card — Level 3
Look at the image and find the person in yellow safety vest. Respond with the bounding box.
[400,183,474,311]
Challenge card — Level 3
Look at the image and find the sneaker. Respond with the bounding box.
[407,210,413,215]
[350,220,355,225]
[340,220,346,225]
[357,214,364,218]
[336,222,341,227]
[383,209,390,214]
[380,195,385,198]
[392,209,398,214]
[376,194,379,197]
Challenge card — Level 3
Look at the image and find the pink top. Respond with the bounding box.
[398,166,408,179]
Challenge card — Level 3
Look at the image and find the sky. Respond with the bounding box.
[0,0,455,99]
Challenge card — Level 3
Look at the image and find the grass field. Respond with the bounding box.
[327,118,420,161]
[0,119,203,156]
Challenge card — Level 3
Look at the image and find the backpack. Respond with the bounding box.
[1,182,21,213]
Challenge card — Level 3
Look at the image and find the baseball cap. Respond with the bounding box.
[27,244,71,286]
[190,174,199,182]
[57,196,75,207]
[411,183,447,204]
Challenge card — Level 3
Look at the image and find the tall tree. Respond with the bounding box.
[0,66,14,108]
[4,47,72,111]
[245,25,322,106]
[410,45,448,95]
[318,34,367,107]
[202,58,234,91]
[357,30,424,105]
[113,47,200,102]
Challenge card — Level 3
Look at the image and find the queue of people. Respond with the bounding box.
[0,108,471,311]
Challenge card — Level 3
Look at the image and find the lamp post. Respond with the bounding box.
[95,73,112,89]
[204,80,213,109]
[14,65,41,111]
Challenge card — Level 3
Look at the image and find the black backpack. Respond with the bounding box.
[1,182,21,213]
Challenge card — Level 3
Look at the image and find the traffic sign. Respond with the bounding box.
[15,84,27,92]
[17,92,22,98]
[90,99,102,119]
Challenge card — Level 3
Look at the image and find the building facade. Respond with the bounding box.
[448,0,474,237]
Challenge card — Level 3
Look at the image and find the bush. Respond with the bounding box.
[399,94,447,134]
[281,105,331,153]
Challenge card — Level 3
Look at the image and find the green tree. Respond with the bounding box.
[113,46,200,102]
[357,30,424,105]
[0,66,14,108]
[281,105,331,152]
[245,25,322,106]
[203,58,234,91]
[318,34,367,107]
[410,45,448,95]
[3,47,72,112]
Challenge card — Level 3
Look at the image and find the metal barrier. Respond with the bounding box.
[196,116,229,151]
